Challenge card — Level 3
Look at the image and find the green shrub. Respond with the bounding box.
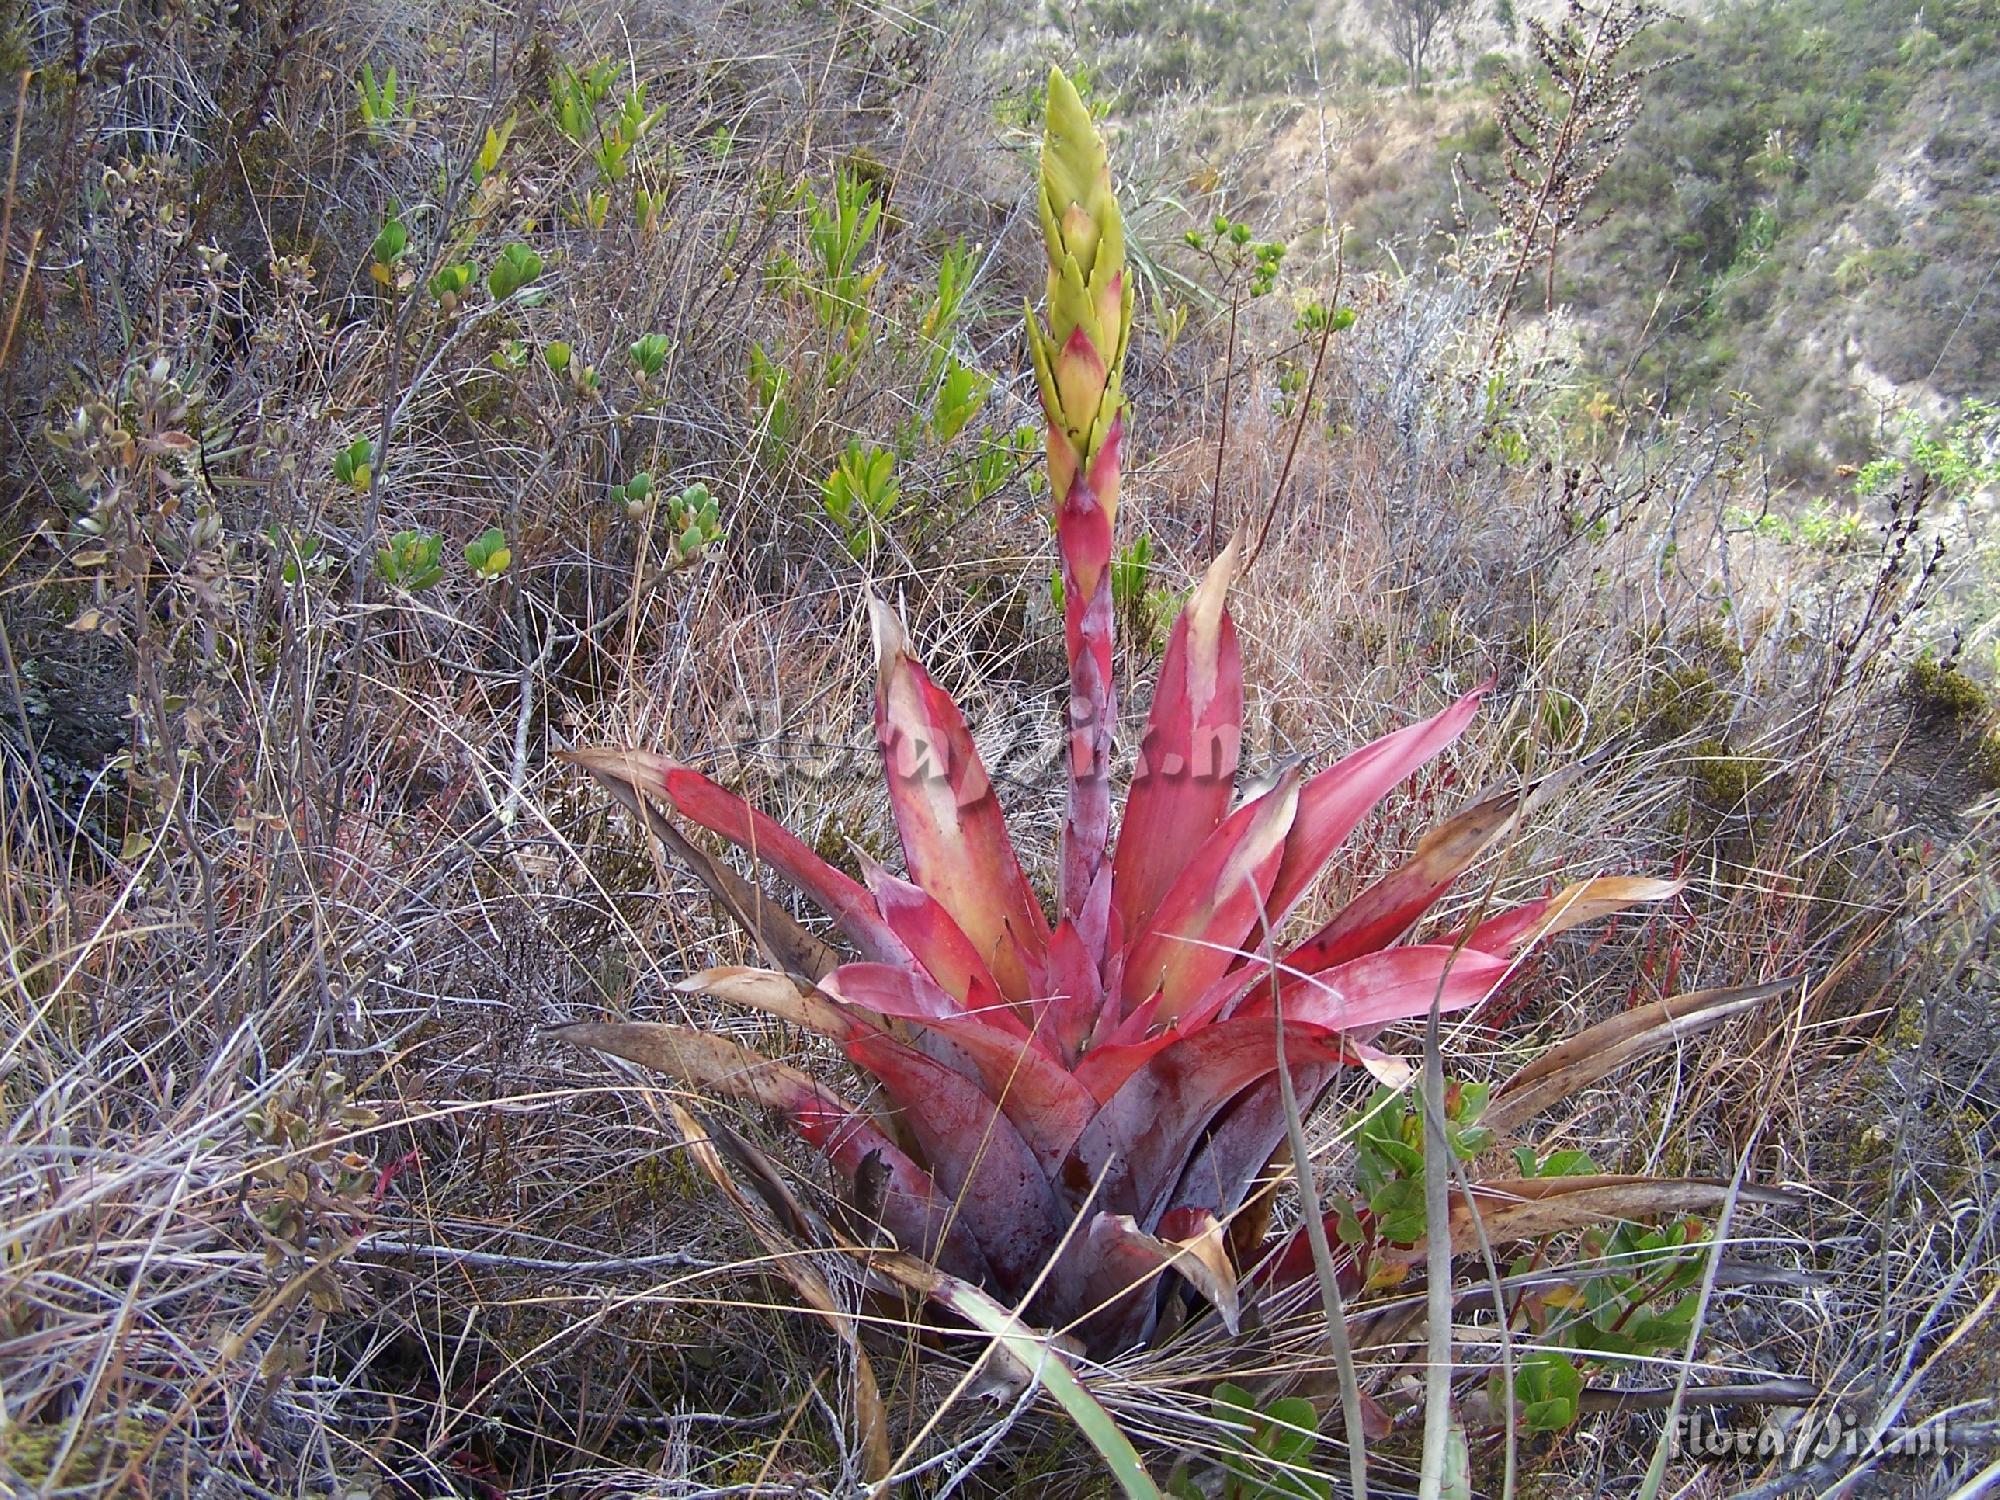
[1906,656,1991,722]
[1691,737,1767,808]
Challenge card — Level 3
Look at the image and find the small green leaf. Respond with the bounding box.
[931,357,991,443]
[1370,1179,1428,1245]
[1259,1396,1320,1470]
[1372,1135,1426,1180]
[356,62,400,130]
[1537,1149,1600,1177]
[1450,1123,1496,1158]
[630,333,672,379]
[1514,1351,1583,1433]
[463,526,511,579]
[665,482,723,560]
[375,529,443,591]
[474,116,515,183]
[369,215,408,283]
[487,242,544,301]
[332,437,376,490]
[1452,1080,1492,1122]
[1212,1383,1258,1425]
[821,441,898,546]
[427,261,476,307]
[268,526,324,586]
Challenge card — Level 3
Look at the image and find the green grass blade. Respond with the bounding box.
[930,1274,1163,1499]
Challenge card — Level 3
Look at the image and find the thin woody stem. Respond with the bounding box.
[1248,246,1346,572]
[1208,288,1239,557]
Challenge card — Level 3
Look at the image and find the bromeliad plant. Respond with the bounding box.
[556,70,1698,1359]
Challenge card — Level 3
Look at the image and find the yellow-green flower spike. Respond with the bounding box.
[1028,66,1134,533]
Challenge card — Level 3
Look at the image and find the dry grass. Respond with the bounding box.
[1,0,1995,1495]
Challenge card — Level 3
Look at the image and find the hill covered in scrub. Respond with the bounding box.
[1068,0,2000,486]
[0,0,1995,1496]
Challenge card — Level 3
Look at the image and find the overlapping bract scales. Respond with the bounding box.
[1028,66,1133,930]
[1026,66,1132,569]
[559,69,1680,1356]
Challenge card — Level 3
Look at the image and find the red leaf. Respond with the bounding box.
[1060,564,1116,930]
[872,603,1050,1001]
[1122,771,1301,1025]
[1080,1207,1241,1348]
[846,1031,1066,1300]
[1129,1207,1241,1333]
[1057,470,1114,608]
[1258,1222,1363,1296]
[1064,1015,1356,1224]
[1461,876,1685,955]
[1074,1210,1169,1354]
[1043,912,1109,1066]
[823,964,1093,1174]
[820,959,1004,1029]
[1097,988,1163,1050]
[1266,778,1530,985]
[1168,1061,1343,1221]
[1255,945,1514,1035]
[1112,538,1243,942]
[861,859,1009,1012]
[1070,1017,1177,1104]
[1262,686,1487,925]
[1083,409,1124,539]
[563,747,905,964]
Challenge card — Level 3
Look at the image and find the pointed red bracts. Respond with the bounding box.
[565,556,1677,1356]
[1113,537,1243,942]
[871,600,1050,1002]
[559,66,1682,1359]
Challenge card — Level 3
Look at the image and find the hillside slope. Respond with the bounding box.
[1080,0,2000,486]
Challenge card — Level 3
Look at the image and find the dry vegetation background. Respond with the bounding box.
[0,0,1996,1495]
